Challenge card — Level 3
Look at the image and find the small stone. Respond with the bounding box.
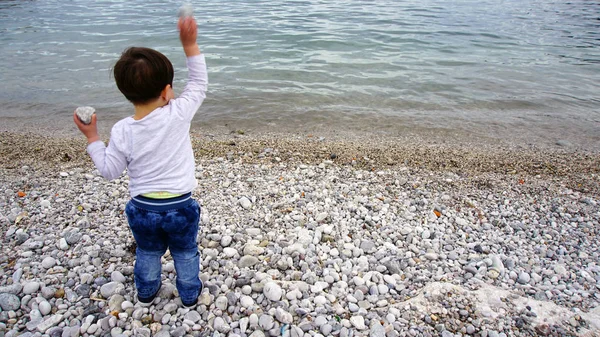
[0,284,22,295]
[320,323,333,336]
[141,315,153,325]
[316,212,328,222]
[424,253,438,260]
[489,255,504,274]
[111,327,123,337]
[100,282,124,298]
[259,314,275,330]
[178,3,193,18]
[39,301,52,316]
[421,230,431,239]
[64,231,82,245]
[275,307,293,324]
[185,310,201,323]
[215,296,228,310]
[201,212,209,225]
[246,228,261,236]
[163,262,175,273]
[172,326,187,337]
[121,301,134,310]
[263,282,282,301]
[250,331,266,337]
[350,316,366,330]
[54,288,65,298]
[111,271,126,283]
[239,255,259,268]
[58,238,69,250]
[223,247,238,257]
[239,196,252,209]
[518,272,531,284]
[226,291,238,306]
[0,293,20,311]
[214,316,230,333]
[488,269,500,279]
[47,327,63,337]
[314,295,327,305]
[41,257,57,269]
[199,292,212,306]
[75,284,91,298]
[163,303,178,313]
[109,294,125,312]
[370,321,385,337]
[95,276,108,286]
[155,330,170,337]
[221,235,232,247]
[244,244,264,256]
[466,324,476,334]
[157,283,176,299]
[75,106,95,125]
[240,295,254,308]
[36,314,64,333]
[23,281,40,294]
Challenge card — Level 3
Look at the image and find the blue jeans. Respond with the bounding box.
[125,193,201,305]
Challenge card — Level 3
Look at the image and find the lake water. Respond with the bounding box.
[0,0,599,149]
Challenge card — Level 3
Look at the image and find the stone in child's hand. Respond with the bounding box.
[178,3,193,18]
[75,106,95,125]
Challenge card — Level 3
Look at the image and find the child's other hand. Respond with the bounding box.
[73,111,100,144]
[178,16,198,47]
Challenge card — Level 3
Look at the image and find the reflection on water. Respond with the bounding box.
[0,0,598,150]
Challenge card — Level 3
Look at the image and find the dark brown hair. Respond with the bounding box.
[113,47,174,105]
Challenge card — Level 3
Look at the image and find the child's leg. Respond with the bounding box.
[164,200,202,305]
[125,201,168,301]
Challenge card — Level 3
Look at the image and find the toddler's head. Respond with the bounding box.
[114,47,174,105]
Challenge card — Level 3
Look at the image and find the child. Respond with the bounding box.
[73,15,207,307]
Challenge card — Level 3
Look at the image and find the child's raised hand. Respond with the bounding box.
[73,111,100,144]
[178,16,198,48]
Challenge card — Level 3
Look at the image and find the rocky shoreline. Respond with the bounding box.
[1,130,599,337]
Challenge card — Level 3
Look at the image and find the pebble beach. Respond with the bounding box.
[1,129,599,337]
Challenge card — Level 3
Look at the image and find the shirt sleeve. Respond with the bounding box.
[171,54,208,122]
[86,126,128,180]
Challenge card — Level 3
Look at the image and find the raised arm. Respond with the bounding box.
[173,15,208,121]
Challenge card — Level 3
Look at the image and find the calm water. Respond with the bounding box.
[0,0,599,149]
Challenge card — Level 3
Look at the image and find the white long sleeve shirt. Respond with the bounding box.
[87,54,208,197]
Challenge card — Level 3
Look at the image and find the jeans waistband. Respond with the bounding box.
[131,192,193,212]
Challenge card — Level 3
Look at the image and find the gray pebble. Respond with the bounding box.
[517,272,531,284]
[171,326,186,337]
[239,255,259,268]
[0,293,21,311]
[111,271,126,283]
[100,282,124,298]
[23,281,40,294]
[41,257,57,269]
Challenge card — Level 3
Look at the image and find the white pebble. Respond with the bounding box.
[263,282,282,301]
[23,282,40,295]
[240,295,254,308]
[41,257,56,269]
[39,301,51,316]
